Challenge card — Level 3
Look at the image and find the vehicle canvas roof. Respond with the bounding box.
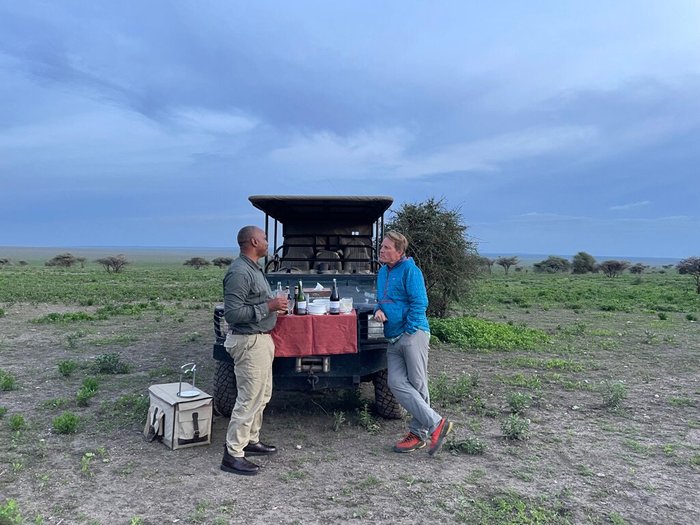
[249,195,394,225]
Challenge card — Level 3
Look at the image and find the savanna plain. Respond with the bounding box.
[0,259,699,525]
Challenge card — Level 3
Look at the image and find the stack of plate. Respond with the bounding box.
[308,302,327,315]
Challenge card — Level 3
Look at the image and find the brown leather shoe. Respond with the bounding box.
[243,441,277,456]
[221,449,260,476]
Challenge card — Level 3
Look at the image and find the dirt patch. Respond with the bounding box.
[1,304,699,524]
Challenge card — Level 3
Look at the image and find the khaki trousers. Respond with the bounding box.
[224,334,274,457]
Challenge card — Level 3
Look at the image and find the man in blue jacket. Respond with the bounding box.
[374,230,453,456]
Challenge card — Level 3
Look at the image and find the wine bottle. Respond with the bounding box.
[329,278,340,315]
[286,285,292,315]
[295,281,307,315]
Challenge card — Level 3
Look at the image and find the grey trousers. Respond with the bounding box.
[224,333,274,457]
[387,330,441,439]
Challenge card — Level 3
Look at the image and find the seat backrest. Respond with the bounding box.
[340,237,372,273]
[314,250,342,273]
[280,237,314,272]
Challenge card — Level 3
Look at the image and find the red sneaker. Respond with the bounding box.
[428,418,453,456]
[393,432,426,453]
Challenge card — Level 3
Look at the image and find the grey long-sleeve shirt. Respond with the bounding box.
[223,254,277,333]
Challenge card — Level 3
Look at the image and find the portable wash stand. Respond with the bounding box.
[146,363,213,449]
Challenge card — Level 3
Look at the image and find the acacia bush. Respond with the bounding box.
[572,251,597,274]
[478,256,495,274]
[45,253,78,267]
[533,256,571,273]
[385,197,479,317]
[95,255,130,273]
[598,260,630,278]
[496,256,519,275]
[184,257,210,269]
[677,256,700,293]
[629,263,647,275]
[212,256,234,268]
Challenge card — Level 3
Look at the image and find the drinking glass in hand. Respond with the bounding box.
[276,289,289,314]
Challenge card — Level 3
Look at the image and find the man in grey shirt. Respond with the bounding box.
[221,225,288,476]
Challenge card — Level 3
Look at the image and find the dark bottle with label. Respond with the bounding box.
[295,281,307,315]
[329,278,340,315]
[291,286,298,314]
[285,285,292,315]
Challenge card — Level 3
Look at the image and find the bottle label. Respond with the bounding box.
[296,300,307,314]
[329,300,340,314]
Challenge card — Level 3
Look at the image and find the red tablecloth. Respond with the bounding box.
[271,311,358,357]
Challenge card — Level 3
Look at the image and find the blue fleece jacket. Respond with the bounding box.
[375,257,430,339]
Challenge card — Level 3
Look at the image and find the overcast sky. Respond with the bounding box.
[1,1,699,258]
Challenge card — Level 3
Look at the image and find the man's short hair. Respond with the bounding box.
[384,230,408,254]
[237,225,260,247]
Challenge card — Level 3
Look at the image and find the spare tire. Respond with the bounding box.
[212,361,237,417]
[372,369,404,419]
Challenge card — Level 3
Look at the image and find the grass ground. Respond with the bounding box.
[0,262,699,524]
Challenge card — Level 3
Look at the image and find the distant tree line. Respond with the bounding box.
[32,253,236,273]
[477,252,700,293]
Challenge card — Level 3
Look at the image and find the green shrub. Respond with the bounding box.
[602,381,627,409]
[93,353,131,374]
[8,414,27,431]
[76,388,95,407]
[456,492,568,525]
[0,406,7,418]
[657,312,668,321]
[82,377,99,391]
[506,392,530,414]
[58,359,78,377]
[498,372,541,390]
[501,414,530,440]
[40,398,69,410]
[430,316,549,351]
[430,372,478,405]
[96,301,164,317]
[686,313,698,322]
[0,499,23,525]
[447,436,486,455]
[76,377,99,406]
[357,403,380,434]
[34,311,99,323]
[0,307,5,318]
[52,412,80,434]
[0,369,16,391]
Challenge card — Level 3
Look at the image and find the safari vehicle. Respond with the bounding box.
[211,195,403,419]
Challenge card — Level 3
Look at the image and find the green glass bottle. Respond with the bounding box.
[295,280,307,315]
[329,278,340,315]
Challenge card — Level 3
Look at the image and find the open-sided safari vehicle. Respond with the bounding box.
[211,195,402,418]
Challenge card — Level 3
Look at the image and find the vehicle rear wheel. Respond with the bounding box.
[213,361,237,417]
[372,369,404,419]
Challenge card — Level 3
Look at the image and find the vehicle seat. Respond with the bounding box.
[315,250,342,273]
[341,238,372,273]
[280,237,313,272]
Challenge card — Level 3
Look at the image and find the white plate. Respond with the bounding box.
[177,389,201,398]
